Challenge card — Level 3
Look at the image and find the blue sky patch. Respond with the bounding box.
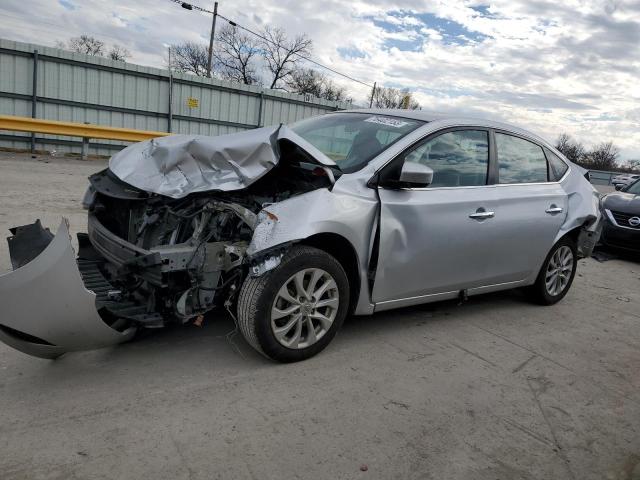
[412,13,489,44]
[370,10,490,51]
[470,5,497,18]
[337,47,366,59]
[383,37,422,51]
[59,0,76,10]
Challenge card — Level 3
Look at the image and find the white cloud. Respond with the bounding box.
[1,0,639,159]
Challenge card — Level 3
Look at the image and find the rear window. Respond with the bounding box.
[291,113,424,173]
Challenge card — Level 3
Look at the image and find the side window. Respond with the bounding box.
[545,148,569,181]
[496,133,548,184]
[404,130,489,187]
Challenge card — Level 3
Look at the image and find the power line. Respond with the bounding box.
[168,0,375,89]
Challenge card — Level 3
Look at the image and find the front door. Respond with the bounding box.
[372,128,498,304]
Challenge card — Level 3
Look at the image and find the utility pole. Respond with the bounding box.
[369,81,376,108]
[206,1,218,78]
[168,46,173,133]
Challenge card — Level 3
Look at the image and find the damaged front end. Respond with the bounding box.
[0,125,337,359]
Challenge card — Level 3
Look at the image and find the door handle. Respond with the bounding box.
[469,210,495,220]
[545,206,563,214]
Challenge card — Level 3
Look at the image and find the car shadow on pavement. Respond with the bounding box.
[46,289,527,372]
[41,307,267,374]
[342,288,525,335]
[592,245,640,264]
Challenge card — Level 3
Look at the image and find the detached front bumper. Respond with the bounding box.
[0,219,135,359]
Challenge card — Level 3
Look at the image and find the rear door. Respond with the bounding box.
[484,131,568,285]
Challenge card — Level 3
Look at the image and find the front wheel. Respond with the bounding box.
[237,246,349,362]
[527,237,577,305]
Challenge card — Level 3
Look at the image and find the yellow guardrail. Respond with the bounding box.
[0,115,169,143]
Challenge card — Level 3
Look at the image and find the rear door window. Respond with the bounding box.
[496,133,548,184]
[545,149,569,181]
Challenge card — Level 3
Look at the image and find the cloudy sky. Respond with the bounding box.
[1,0,639,160]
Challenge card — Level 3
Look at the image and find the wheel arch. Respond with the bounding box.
[561,225,582,246]
[300,233,361,315]
[557,219,600,258]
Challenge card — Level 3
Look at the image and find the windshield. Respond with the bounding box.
[291,113,424,173]
[626,179,640,195]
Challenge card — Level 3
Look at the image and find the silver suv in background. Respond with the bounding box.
[0,110,602,362]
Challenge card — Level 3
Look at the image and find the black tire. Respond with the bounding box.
[237,245,350,362]
[527,236,578,305]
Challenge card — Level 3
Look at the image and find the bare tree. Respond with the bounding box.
[63,35,105,56]
[287,68,350,102]
[214,25,261,85]
[555,133,586,164]
[168,42,209,76]
[371,86,420,110]
[584,141,619,170]
[287,68,323,97]
[261,26,312,89]
[56,36,130,62]
[321,80,350,102]
[107,45,131,62]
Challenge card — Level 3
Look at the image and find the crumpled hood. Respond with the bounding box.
[109,124,336,199]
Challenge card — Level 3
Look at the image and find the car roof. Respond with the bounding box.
[340,108,471,123]
[338,108,552,148]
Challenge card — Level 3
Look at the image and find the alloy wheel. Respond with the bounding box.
[270,268,339,349]
[545,245,574,296]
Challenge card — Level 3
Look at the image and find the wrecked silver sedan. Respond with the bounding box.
[0,110,602,362]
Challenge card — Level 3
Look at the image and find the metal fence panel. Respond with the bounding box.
[0,38,350,156]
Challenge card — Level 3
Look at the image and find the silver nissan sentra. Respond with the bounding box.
[0,109,602,362]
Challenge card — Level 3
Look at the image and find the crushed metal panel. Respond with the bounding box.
[0,219,135,359]
[109,126,280,199]
[246,185,379,315]
[108,125,336,199]
[555,161,603,256]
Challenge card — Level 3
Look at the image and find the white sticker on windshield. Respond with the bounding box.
[364,116,410,128]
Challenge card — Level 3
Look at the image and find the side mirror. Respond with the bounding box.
[615,184,623,191]
[398,163,434,188]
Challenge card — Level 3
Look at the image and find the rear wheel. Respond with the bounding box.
[527,237,577,305]
[237,245,349,362]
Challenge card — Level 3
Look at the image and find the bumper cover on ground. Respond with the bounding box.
[0,219,135,359]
